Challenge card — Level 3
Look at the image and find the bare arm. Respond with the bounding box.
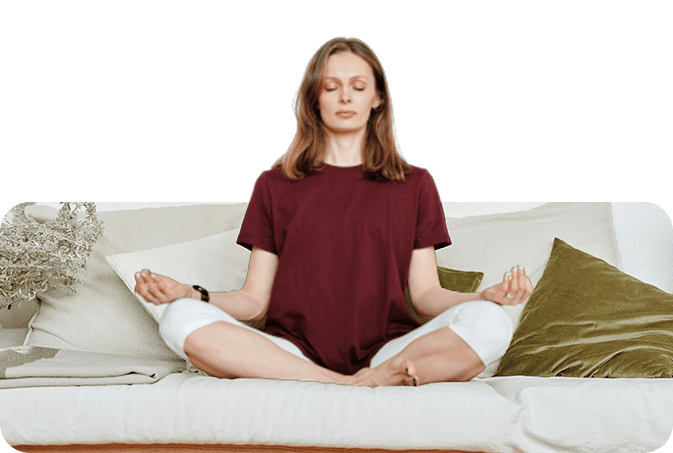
[135,246,278,323]
[407,246,533,319]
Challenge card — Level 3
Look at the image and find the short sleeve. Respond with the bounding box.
[414,170,451,250]
[237,172,277,254]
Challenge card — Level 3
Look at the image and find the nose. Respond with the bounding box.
[339,87,352,104]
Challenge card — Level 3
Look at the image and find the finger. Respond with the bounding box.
[134,276,154,303]
[508,266,521,298]
[503,271,514,302]
[151,274,174,302]
[135,269,153,285]
[516,266,532,291]
[514,266,533,305]
[135,270,163,305]
[134,271,149,295]
[144,272,167,304]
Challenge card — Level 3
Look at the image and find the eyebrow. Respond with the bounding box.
[324,76,370,82]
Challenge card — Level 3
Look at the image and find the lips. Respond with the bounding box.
[336,111,356,119]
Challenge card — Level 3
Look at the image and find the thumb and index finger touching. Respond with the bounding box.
[500,265,532,305]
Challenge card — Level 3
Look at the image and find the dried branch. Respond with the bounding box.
[0,202,104,309]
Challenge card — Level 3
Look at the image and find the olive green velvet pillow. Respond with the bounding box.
[496,238,673,378]
[405,267,484,324]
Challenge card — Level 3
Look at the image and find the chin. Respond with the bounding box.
[324,119,368,134]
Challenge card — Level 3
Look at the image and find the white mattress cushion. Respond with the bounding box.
[1,373,671,453]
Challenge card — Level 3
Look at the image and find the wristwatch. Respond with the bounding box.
[191,285,210,303]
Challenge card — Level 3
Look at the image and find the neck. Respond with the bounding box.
[323,129,366,167]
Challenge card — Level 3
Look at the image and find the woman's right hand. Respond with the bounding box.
[134,270,193,305]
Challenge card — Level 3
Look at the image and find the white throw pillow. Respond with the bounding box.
[106,229,250,324]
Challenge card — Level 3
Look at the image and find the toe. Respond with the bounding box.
[404,361,419,387]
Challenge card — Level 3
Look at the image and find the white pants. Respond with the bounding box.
[160,299,513,371]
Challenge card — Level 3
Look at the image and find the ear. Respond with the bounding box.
[372,93,383,110]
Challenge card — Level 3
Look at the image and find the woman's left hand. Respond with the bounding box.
[481,266,533,306]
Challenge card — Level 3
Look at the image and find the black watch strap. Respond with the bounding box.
[191,285,210,303]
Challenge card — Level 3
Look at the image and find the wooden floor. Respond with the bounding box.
[13,444,485,453]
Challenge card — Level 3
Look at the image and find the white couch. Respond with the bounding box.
[1,202,673,453]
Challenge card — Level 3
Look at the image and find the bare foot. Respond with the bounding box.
[354,357,419,387]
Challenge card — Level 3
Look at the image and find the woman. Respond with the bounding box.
[135,37,533,387]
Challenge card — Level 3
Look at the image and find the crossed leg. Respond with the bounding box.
[183,320,354,385]
[160,299,355,385]
[353,327,486,387]
[354,300,513,387]
[160,299,512,387]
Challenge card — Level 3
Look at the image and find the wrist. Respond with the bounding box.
[183,285,198,300]
[191,285,210,302]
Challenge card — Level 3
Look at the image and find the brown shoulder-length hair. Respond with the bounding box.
[274,37,410,182]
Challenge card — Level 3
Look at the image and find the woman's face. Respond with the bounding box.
[318,51,381,136]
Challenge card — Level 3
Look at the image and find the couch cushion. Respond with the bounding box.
[3,371,673,452]
[437,202,622,328]
[0,328,29,349]
[496,238,673,378]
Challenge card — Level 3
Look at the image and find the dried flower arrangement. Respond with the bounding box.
[0,202,104,310]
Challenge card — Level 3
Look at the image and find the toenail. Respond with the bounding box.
[412,376,418,387]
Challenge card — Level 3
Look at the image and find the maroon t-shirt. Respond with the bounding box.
[237,164,450,375]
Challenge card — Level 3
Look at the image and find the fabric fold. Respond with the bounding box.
[0,346,184,389]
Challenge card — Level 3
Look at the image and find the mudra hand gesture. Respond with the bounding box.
[134,270,192,305]
[481,266,533,306]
